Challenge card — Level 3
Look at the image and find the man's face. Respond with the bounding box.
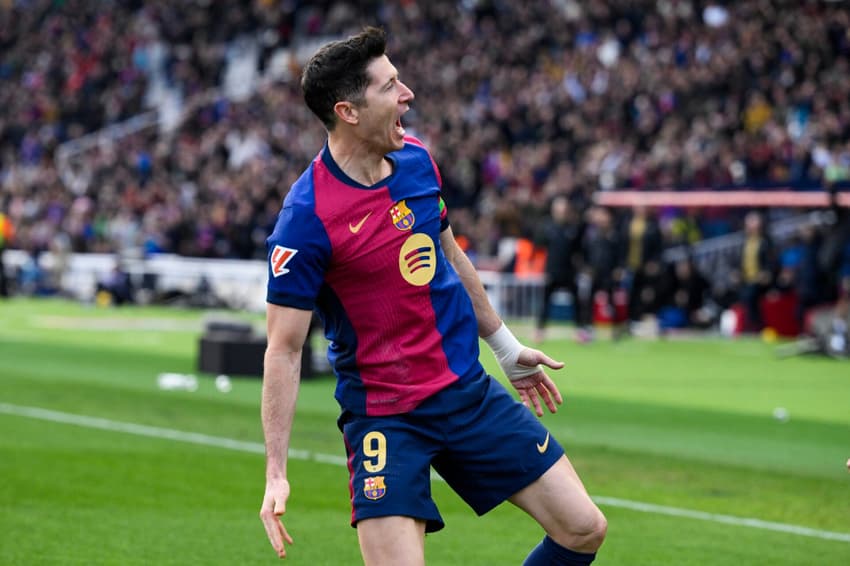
[355,55,414,153]
[744,212,762,235]
[552,197,570,223]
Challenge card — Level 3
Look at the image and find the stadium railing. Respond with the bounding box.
[3,250,268,312]
[478,271,545,321]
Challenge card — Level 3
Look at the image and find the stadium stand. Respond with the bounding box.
[2,0,849,336]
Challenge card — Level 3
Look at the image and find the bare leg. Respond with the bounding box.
[509,455,607,553]
[357,516,427,566]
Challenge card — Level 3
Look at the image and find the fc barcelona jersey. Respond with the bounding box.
[266,137,485,416]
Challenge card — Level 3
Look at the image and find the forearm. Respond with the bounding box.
[449,248,502,337]
[261,348,302,480]
[440,228,541,379]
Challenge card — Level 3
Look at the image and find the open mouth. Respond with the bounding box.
[395,117,405,137]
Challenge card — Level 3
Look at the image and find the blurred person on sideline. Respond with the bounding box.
[629,258,668,325]
[734,211,774,331]
[534,195,584,342]
[622,206,663,322]
[807,273,850,357]
[259,27,606,566]
[95,257,134,306]
[0,207,14,297]
[576,206,624,341]
[660,257,712,330]
[775,224,823,326]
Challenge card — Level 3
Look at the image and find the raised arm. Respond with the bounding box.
[259,303,314,559]
[440,226,564,416]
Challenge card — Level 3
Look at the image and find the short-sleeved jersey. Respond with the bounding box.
[266,136,485,416]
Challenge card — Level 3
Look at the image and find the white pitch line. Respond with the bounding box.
[592,497,850,543]
[2,402,849,544]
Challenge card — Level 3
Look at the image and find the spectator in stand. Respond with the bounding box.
[534,195,584,342]
[2,0,850,285]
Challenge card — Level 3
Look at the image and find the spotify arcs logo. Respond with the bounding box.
[398,233,436,286]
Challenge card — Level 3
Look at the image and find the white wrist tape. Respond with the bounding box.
[483,323,540,381]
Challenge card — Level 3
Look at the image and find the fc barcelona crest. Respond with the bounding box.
[363,476,387,500]
[389,200,415,231]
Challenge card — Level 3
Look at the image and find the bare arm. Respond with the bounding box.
[440,226,502,338]
[440,227,564,415]
[259,303,313,559]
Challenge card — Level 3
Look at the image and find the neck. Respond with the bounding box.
[327,134,392,186]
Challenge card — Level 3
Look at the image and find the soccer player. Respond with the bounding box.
[259,27,607,565]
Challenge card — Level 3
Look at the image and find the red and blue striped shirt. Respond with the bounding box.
[266,137,484,416]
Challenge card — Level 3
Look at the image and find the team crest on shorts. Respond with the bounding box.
[363,476,386,500]
[389,200,415,231]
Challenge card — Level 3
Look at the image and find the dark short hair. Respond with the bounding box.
[301,27,387,130]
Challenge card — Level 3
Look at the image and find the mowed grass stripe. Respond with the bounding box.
[4,401,849,545]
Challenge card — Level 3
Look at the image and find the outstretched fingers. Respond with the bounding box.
[528,386,544,416]
[536,380,556,414]
[512,370,565,416]
[260,491,294,558]
[540,374,563,408]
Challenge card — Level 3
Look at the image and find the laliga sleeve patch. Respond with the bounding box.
[270,245,298,277]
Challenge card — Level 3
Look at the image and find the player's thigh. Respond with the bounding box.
[508,454,606,544]
[432,377,565,515]
[357,516,426,566]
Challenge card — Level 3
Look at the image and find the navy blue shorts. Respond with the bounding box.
[339,374,564,532]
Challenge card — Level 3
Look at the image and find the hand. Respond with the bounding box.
[509,348,564,417]
[259,477,294,558]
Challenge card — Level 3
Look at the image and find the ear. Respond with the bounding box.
[333,101,359,126]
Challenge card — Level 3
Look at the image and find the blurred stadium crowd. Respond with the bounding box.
[1,0,849,335]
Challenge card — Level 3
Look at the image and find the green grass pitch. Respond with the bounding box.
[1,298,849,565]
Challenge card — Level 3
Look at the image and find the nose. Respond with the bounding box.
[399,80,414,102]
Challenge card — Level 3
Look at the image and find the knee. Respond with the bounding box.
[577,508,607,552]
[587,510,608,550]
[553,506,607,553]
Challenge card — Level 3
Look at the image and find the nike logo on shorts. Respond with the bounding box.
[537,432,550,454]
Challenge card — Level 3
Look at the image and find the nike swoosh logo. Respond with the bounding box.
[536,432,550,454]
[349,212,372,234]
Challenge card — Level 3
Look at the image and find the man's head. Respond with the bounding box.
[550,195,572,224]
[301,27,389,129]
[744,211,763,236]
[301,27,414,154]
